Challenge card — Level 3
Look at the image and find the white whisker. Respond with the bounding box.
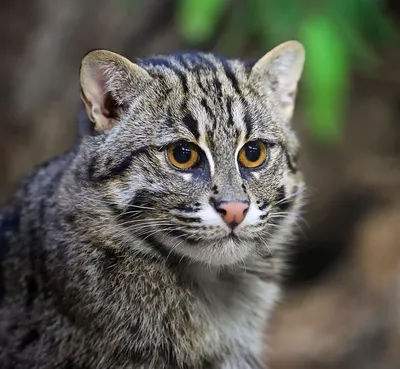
[274,185,306,206]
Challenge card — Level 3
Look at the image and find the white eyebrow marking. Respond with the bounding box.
[195,105,215,177]
[231,97,250,174]
[235,137,245,174]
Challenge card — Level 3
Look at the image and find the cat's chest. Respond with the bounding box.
[189,266,280,353]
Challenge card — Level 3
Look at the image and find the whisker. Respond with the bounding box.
[118,218,170,227]
[80,196,156,211]
[269,212,309,228]
[131,226,186,247]
[256,234,274,257]
[274,185,306,206]
[264,222,282,229]
[125,223,175,235]
[166,238,187,264]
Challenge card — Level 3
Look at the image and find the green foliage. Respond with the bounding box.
[177,0,228,43]
[177,0,397,144]
[300,15,348,143]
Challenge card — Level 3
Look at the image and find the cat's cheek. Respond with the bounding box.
[240,204,264,228]
[196,205,226,227]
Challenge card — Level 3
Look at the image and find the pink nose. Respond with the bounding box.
[214,201,249,228]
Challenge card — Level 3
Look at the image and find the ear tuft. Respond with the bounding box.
[250,40,305,122]
[80,49,152,131]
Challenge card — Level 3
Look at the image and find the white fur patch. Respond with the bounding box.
[181,173,193,182]
[196,103,215,177]
[197,204,226,227]
[239,203,264,228]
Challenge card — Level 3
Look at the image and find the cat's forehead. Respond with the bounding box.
[171,85,251,154]
[139,52,251,101]
[139,52,279,147]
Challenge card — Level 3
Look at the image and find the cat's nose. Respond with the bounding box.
[213,201,249,228]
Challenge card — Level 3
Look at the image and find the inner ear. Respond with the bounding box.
[80,64,124,131]
[79,49,152,132]
[103,91,124,120]
[80,89,121,131]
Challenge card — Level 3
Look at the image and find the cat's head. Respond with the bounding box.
[77,42,306,266]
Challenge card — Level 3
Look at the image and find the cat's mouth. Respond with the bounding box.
[154,225,259,266]
[225,232,241,241]
[158,227,250,245]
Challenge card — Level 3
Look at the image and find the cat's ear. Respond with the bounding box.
[80,49,152,131]
[249,41,305,122]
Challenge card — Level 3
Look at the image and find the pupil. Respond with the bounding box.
[245,142,261,162]
[173,144,192,164]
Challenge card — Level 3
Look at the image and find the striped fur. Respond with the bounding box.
[0,42,306,368]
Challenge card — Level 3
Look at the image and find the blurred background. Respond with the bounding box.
[1,0,400,368]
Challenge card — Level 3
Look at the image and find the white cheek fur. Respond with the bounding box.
[197,204,226,227]
[240,203,264,228]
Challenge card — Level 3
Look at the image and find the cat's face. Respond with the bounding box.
[78,43,305,265]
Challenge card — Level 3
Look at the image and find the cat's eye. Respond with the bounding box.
[238,141,268,168]
[167,142,200,170]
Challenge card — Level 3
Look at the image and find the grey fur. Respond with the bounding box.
[0,43,305,368]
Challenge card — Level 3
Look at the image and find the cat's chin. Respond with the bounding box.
[162,234,254,266]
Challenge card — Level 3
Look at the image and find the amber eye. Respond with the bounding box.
[238,141,268,168]
[167,142,200,170]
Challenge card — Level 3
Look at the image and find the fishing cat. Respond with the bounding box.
[0,41,306,368]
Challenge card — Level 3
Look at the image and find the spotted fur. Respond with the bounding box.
[0,41,306,368]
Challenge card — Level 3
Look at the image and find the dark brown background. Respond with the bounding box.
[1,1,400,368]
